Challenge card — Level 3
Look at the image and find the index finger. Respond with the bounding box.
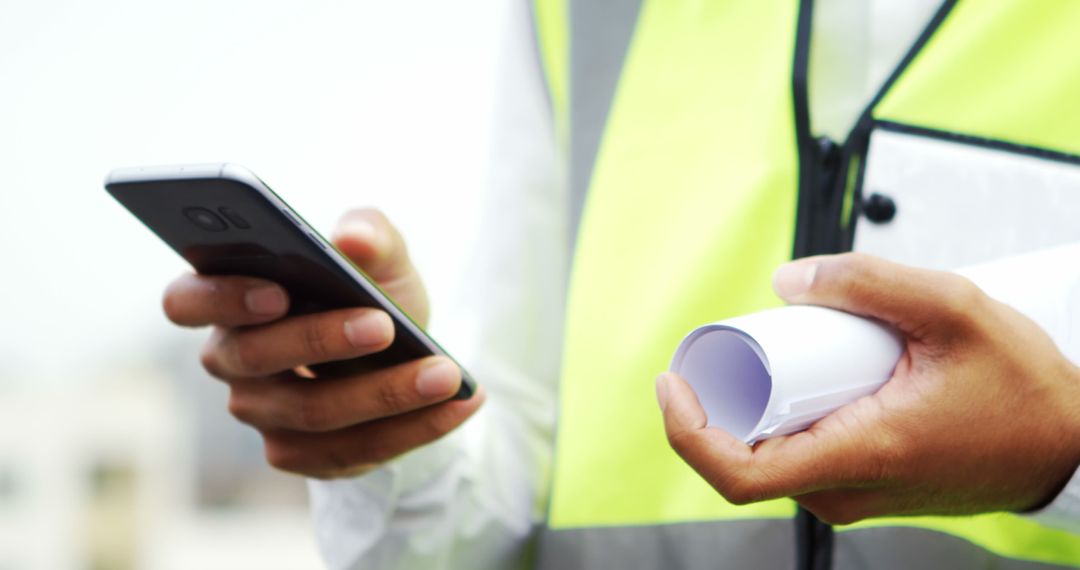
[163,273,290,327]
[332,209,415,284]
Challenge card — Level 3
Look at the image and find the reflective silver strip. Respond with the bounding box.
[834,526,1069,570]
[567,0,643,241]
[539,519,794,569]
[538,520,1074,569]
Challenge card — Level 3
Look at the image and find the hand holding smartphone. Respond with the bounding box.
[106,164,483,477]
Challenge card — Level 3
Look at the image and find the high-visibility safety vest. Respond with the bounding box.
[533,0,1080,568]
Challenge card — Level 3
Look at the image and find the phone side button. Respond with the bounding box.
[307,232,327,249]
[280,208,302,226]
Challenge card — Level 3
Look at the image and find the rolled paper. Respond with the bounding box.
[670,243,1080,443]
[670,306,902,443]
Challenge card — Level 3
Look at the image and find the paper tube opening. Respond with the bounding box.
[672,327,771,441]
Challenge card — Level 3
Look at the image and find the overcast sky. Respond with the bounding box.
[0,0,503,383]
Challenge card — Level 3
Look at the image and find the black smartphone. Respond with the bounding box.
[105,163,475,399]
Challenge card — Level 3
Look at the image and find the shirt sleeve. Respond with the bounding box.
[306,0,569,567]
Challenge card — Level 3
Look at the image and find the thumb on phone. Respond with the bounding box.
[332,208,430,326]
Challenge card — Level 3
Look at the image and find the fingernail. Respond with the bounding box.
[773,261,818,300]
[336,220,382,251]
[416,359,459,398]
[245,286,287,315]
[344,311,392,347]
[656,373,671,412]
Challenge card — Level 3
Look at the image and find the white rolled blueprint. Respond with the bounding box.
[670,243,1080,444]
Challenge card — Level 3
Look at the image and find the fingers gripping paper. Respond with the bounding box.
[670,243,1080,444]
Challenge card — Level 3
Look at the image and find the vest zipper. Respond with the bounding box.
[791,0,837,567]
[788,3,962,569]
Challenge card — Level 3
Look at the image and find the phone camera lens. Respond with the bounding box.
[183,207,228,231]
[218,207,251,229]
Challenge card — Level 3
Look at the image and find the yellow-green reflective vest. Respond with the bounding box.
[533,0,1080,567]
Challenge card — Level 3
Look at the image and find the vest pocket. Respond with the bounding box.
[852,123,1080,270]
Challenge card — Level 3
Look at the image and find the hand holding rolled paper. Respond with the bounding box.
[658,248,1080,523]
[670,305,902,443]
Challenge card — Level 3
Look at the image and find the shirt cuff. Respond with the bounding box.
[305,419,473,569]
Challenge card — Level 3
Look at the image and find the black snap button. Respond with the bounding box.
[863,193,897,224]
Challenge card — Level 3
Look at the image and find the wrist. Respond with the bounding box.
[1031,362,1080,512]
[1068,362,1080,467]
[1007,357,1080,515]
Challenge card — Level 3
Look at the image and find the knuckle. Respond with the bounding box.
[422,407,461,441]
[320,448,358,473]
[811,506,843,525]
[294,390,334,432]
[360,440,397,465]
[199,342,227,379]
[831,252,869,274]
[939,275,984,323]
[229,337,265,376]
[814,503,866,526]
[814,253,873,300]
[666,430,695,456]
[833,253,874,288]
[342,431,396,466]
[297,445,366,478]
[828,252,859,273]
[264,438,304,474]
[226,389,257,425]
[375,378,410,414]
[722,477,764,506]
[301,318,334,360]
[848,252,876,266]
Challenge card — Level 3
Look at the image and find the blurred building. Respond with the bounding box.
[0,336,321,570]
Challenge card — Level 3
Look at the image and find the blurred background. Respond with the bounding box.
[0,1,504,567]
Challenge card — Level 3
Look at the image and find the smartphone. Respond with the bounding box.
[105,163,475,399]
